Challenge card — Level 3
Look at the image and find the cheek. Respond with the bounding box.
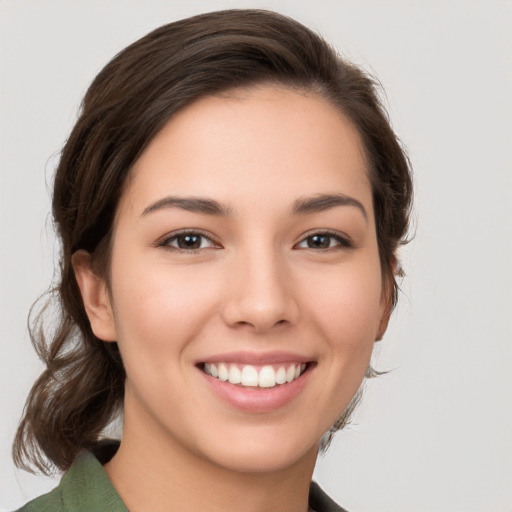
[295,260,383,434]
[109,257,222,368]
[305,258,384,346]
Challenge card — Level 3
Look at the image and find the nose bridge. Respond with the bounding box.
[222,240,298,332]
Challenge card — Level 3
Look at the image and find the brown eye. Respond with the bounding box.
[307,234,332,249]
[296,232,352,250]
[176,234,203,249]
[160,231,219,251]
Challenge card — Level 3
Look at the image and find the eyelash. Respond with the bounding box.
[157,230,220,253]
[157,230,353,253]
[294,231,353,251]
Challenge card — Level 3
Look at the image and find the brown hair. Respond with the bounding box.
[13,9,412,474]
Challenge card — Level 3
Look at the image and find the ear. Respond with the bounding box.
[376,299,392,342]
[375,256,398,342]
[72,250,117,342]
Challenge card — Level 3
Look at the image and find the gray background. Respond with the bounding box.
[1,1,511,511]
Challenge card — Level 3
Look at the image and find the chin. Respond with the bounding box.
[193,424,322,474]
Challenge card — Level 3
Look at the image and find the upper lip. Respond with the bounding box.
[197,351,314,365]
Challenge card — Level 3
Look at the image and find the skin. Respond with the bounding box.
[73,85,391,512]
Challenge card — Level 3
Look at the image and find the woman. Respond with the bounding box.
[13,9,412,512]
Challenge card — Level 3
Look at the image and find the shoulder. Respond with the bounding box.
[15,487,66,512]
[15,488,65,512]
[309,481,350,512]
[15,446,127,512]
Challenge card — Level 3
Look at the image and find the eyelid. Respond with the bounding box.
[156,229,222,251]
[294,229,353,250]
[155,228,353,252]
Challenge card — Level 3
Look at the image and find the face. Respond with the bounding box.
[78,85,390,474]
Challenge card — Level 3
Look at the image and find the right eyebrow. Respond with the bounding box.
[141,196,232,217]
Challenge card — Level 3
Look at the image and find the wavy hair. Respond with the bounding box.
[13,9,413,474]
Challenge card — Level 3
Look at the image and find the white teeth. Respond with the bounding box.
[258,365,276,388]
[241,365,259,386]
[218,363,229,381]
[228,365,241,384]
[275,367,287,385]
[204,362,307,388]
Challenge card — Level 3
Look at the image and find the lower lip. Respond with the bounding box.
[199,367,312,413]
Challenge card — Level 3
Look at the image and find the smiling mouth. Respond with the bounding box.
[200,362,311,389]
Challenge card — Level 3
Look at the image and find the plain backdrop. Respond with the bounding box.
[1,1,511,511]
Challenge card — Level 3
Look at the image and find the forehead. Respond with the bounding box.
[121,85,372,217]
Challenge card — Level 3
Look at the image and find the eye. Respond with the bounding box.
[158,231,220,251]
[295,232,352,250]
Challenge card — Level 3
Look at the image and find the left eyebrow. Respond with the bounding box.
[291,193,368,220]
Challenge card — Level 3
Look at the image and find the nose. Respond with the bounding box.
[221,247,299,333]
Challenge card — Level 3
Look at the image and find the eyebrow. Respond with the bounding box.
[141,193,367,220]
[292,193,368,220]
[142,196,232,217]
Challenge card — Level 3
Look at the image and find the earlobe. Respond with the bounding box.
[72,250,117,342]
[376,300,392,341]
[376,257,397,342]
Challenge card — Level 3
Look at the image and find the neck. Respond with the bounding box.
[104,404,317,512]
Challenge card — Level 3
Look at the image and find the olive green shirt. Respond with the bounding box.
[16,449,346,512]
[16,451,127,512]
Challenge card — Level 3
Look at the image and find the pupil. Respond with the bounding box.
[178,234,201,249]
[308,235,330,248]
